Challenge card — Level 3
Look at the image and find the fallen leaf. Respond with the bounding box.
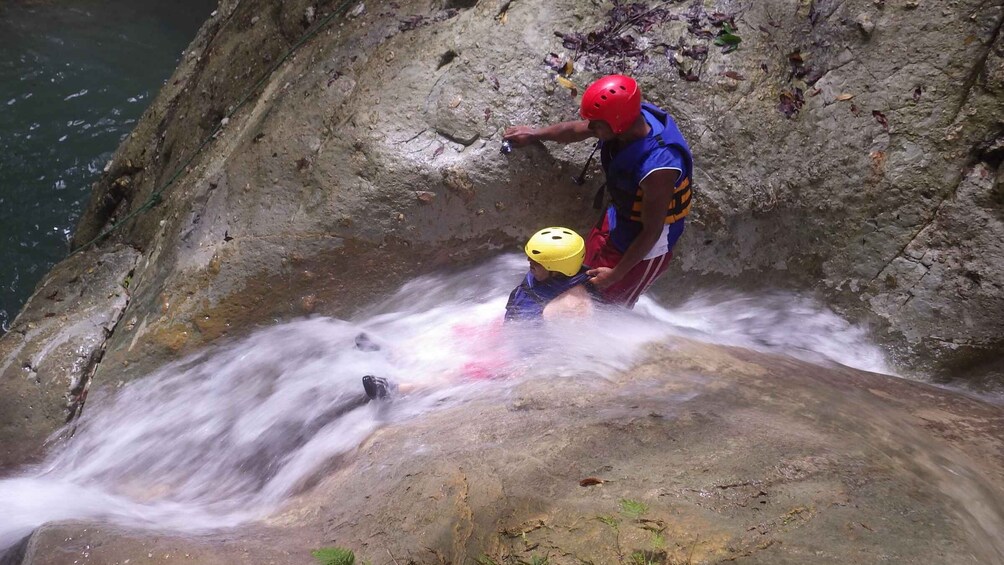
[561,59,574,77]
[836,93,855,101]
[433,145,445,159]
[777,88,805,118]
[787,49,808,80]
[723,70,745,80]
[484,107,492,122]
[872,110,889,130]
[913,86,923,102]
[556,75,578,95]
[416,191,435,203]
[682,44,708,60]
[580,477,605,487]
[870,150,887,175]
[544,52,563,72]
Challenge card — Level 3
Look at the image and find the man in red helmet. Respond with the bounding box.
[502,74,693,308]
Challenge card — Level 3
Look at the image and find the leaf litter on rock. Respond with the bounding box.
[872,110,889,130]
[777,88,805,118]
[554,2,672,66]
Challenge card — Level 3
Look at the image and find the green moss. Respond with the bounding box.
[311,546,355,565]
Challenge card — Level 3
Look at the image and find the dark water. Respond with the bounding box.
[0,0,216,331]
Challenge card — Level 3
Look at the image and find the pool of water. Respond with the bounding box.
[0,0,216,331]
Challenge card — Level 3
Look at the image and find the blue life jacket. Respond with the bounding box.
[504,268,592,322]
[599,102,694,252]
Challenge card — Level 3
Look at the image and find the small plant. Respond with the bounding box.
[475,555,501,565]
[713,22,742,53]
[311,547,354,565]
[517,556,549,565]
[619,498,648,519]
[630,550,665,565]
[596,514,620,531]
[650,530,666,549]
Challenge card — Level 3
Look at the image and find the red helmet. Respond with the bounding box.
[579,75,642,134]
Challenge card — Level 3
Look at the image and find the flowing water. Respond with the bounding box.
[0,0,215,332]
[0,256,901,550]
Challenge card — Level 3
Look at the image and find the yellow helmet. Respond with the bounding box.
[525,227,586,277]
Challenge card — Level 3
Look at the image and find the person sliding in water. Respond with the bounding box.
[503,226,595,322]
[361,227,596,400]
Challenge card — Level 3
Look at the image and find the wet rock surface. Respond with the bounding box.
[8,342,1004,564]
[0,245,138,470]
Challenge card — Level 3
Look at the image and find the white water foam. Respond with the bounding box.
[0,255,893,549]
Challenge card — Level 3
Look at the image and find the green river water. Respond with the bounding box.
[0,0,215,331]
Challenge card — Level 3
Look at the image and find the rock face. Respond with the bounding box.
[7,342,1004,564]
[0,0,1002,527]
[0,245,138,469]
[65,0,1004,387]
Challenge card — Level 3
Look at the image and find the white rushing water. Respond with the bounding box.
[0,256,892,549]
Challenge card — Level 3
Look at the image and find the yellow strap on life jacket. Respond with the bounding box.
[629,176,692,224]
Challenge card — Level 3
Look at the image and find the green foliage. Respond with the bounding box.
[596,514,620,531]
[475,555,501,565]
[629,551,661,565]
[650,530,666,549]
[311,547,355,565]
[517,556,549,565]
[713,22,742,53]
[619,498,648,519]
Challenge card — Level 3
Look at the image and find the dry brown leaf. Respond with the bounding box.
[556,76,577,90]
[555,75,578,97]
[835,93,855,101]
[579,477,605,487]
[561,59,574,77]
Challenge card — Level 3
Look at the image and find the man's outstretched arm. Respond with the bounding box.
[503,120,594,147]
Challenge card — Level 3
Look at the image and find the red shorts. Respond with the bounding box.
[585,215,672,308]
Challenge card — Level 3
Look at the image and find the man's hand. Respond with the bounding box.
[503,126,538,148]
[586,266,622,290]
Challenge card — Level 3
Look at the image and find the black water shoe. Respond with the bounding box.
[362,375,394,400]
